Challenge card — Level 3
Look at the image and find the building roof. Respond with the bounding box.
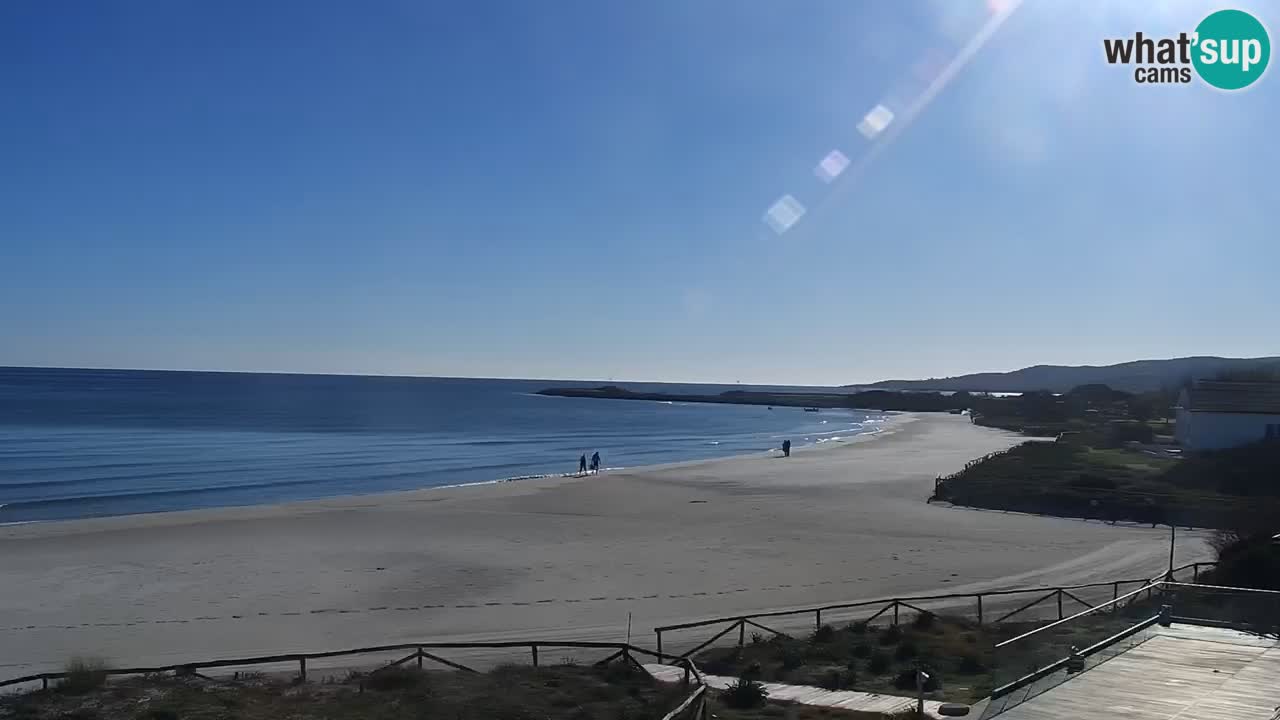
[1181,381,1280,415]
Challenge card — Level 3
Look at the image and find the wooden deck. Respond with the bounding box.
[994,624,1280,720]
[644,663,954,719]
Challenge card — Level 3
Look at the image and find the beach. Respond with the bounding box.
[0,413,1208,678]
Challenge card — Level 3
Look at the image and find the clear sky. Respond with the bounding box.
[2,1,1276,385]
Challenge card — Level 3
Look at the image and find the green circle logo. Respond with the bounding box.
[1192,9,1270,90]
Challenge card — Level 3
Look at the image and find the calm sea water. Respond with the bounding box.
[0,368,884,522]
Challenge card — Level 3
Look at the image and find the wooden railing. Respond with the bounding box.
[0,639,711,718]
[934,445,1025,492]
[985,578,1280,714]
[653,562,1214,659]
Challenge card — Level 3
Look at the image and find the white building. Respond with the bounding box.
[1175,381,1280,450]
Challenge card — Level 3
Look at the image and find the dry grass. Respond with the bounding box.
[56,657,108,695]
[0,659,864,720]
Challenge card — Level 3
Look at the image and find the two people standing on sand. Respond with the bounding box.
[578,451,602,475]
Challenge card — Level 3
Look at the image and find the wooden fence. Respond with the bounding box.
[934,445,1024,492]
[0,639,711,719]
[653,561,1215,660]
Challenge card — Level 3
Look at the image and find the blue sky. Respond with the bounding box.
[2,1,1276,385]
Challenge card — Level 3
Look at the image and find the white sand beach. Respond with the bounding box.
[0,414,1208,677]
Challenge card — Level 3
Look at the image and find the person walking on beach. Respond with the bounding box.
[579,454,588,475]
[590,451,601,474]
[782,439,791,458]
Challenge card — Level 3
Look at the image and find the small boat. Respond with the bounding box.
[803,407,820,412]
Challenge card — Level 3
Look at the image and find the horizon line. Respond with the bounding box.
[0,364,855,389]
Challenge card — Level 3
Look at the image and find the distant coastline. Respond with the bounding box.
[537,384,977,413]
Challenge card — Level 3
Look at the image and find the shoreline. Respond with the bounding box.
[0,413,1208,677]
[0,412,910,533]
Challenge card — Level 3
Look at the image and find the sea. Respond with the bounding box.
[0,367,886,523]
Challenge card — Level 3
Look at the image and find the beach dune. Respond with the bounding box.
[0,414,1206,677]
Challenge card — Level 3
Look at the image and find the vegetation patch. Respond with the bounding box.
[697,615,1000,702]
[0,659,879,720]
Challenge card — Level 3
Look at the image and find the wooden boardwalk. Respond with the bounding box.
[644,663,953,718]
[994,624,1280,720]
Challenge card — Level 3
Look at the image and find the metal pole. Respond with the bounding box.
[1167,524,1176,581]
[916,669,926,716]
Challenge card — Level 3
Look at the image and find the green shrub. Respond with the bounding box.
[894,641,918,661]
[750,631,765,645]
[1070,473,1117,490]
[821,669,843,690]
[912,612,936,631]
[600,659,648,686]
[851,642,871,659]
[957,654,987,674]
[893,666,940,692]
[779,647,804,671]
[848,621,868,635]
[880,625,903,645]
[721,677,768,709]
[699,652,741,677]
[811,624,836,643]
[59,657,108,694]
[365,666,428,691]
[868,651,891,674]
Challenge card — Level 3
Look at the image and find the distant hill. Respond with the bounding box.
[856,356,1280,394]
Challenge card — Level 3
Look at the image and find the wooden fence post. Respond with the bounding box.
[977,595,984,626]
[1057,590,1064,620]
[531,645,539,668]
[1192,563,1200,583]
[298,657,307,682]
[739,620,745,647]
[417,647,423,670]
[41,677,48,690]
[815,609,823,631]
[893,601,900,626]
[656,631,663,660]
